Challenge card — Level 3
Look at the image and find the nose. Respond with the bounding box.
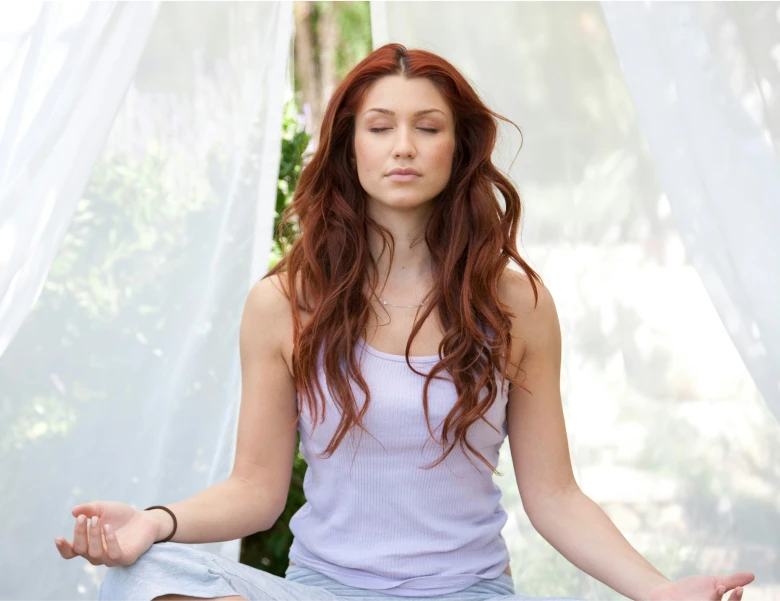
[392,124,416,159]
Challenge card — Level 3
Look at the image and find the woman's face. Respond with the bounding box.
[353,76,456,211]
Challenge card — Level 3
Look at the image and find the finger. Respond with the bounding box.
[71,501,102,519]
[102,523,124,565]
[87,515,105,560]
[72,514,89,555]
[718,573,756,591]
[728,587,744,601]
[54,537,77,560]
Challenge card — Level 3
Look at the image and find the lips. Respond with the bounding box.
[387,168,420,176]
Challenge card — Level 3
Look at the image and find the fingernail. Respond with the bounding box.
[91,516,98,528]
[103,524,110,534]
[77,515,85,525]
[717,586,726,595]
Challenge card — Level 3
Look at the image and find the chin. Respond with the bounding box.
[376,195,433,210]
[370,186,441,208]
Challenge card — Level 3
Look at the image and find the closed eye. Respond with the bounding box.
[369,128,438,134]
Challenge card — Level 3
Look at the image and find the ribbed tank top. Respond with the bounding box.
[287,336,511,597]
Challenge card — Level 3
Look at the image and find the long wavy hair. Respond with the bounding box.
[266,43,542,475]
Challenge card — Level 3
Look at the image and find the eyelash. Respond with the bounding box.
[369,128,438,134]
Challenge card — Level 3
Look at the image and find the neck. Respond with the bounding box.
[367,212,433,282]
[363,198,438,311]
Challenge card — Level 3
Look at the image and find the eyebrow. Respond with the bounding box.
[363,108,446,117]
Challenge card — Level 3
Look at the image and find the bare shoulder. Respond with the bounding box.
[243,271,311,377]
[499,267,546,314]
[240,273,296,358]
[498,267,560,370]
[244,273,291,327]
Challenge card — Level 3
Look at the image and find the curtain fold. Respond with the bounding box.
[0,2,293,597]
[0,2,160,359]
[601,0,780,424]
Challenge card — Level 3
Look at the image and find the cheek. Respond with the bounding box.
[431,139,456,175]
[354,139,382,172]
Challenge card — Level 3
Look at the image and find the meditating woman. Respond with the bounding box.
[55,43,754,601]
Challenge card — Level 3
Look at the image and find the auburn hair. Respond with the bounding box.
[266,43,541,475]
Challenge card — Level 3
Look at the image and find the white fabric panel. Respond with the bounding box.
[371,2,779,599]
[601,0,780,426]
[0,2,160,360]
[0,2,292,597]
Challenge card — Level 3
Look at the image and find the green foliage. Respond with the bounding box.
[268,98,311,269]
[238,96,311,576]
[333,2,373,81]
[308,2,372,83]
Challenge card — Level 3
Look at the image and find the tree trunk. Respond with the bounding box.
[317,2,339,109]
[293,2,319,141]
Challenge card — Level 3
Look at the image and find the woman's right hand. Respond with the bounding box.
[54,501,163,567]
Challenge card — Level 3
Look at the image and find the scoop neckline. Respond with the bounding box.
[357,337,441,362]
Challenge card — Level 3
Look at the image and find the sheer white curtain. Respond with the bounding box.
[0,2,293,598]
[371,2,779,600]
[601,1,780,424]
[0,1,159,359]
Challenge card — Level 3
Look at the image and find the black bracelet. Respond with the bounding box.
[144,505,177,544]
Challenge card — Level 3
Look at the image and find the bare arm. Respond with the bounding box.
[148,275,299,544]
[146,478,283,544]
[504,272,670,601]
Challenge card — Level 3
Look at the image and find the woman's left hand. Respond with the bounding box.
[646,572,755,601]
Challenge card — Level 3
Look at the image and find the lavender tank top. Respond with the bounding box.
[287,336,511,597]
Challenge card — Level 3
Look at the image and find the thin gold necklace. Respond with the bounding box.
[373,264,433,309]
[377,295,427,308]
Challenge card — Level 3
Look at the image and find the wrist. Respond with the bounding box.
[642,575,674,601]
[145,508,175,542]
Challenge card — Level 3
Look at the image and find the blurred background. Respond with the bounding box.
[0,1,778,599]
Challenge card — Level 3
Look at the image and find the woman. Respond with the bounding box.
[55,43,754,601]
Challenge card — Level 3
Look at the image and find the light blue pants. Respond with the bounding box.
[98,542,582,601]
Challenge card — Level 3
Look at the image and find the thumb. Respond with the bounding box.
[71,502,102,518]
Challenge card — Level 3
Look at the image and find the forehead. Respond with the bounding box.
[358,76,452,120]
